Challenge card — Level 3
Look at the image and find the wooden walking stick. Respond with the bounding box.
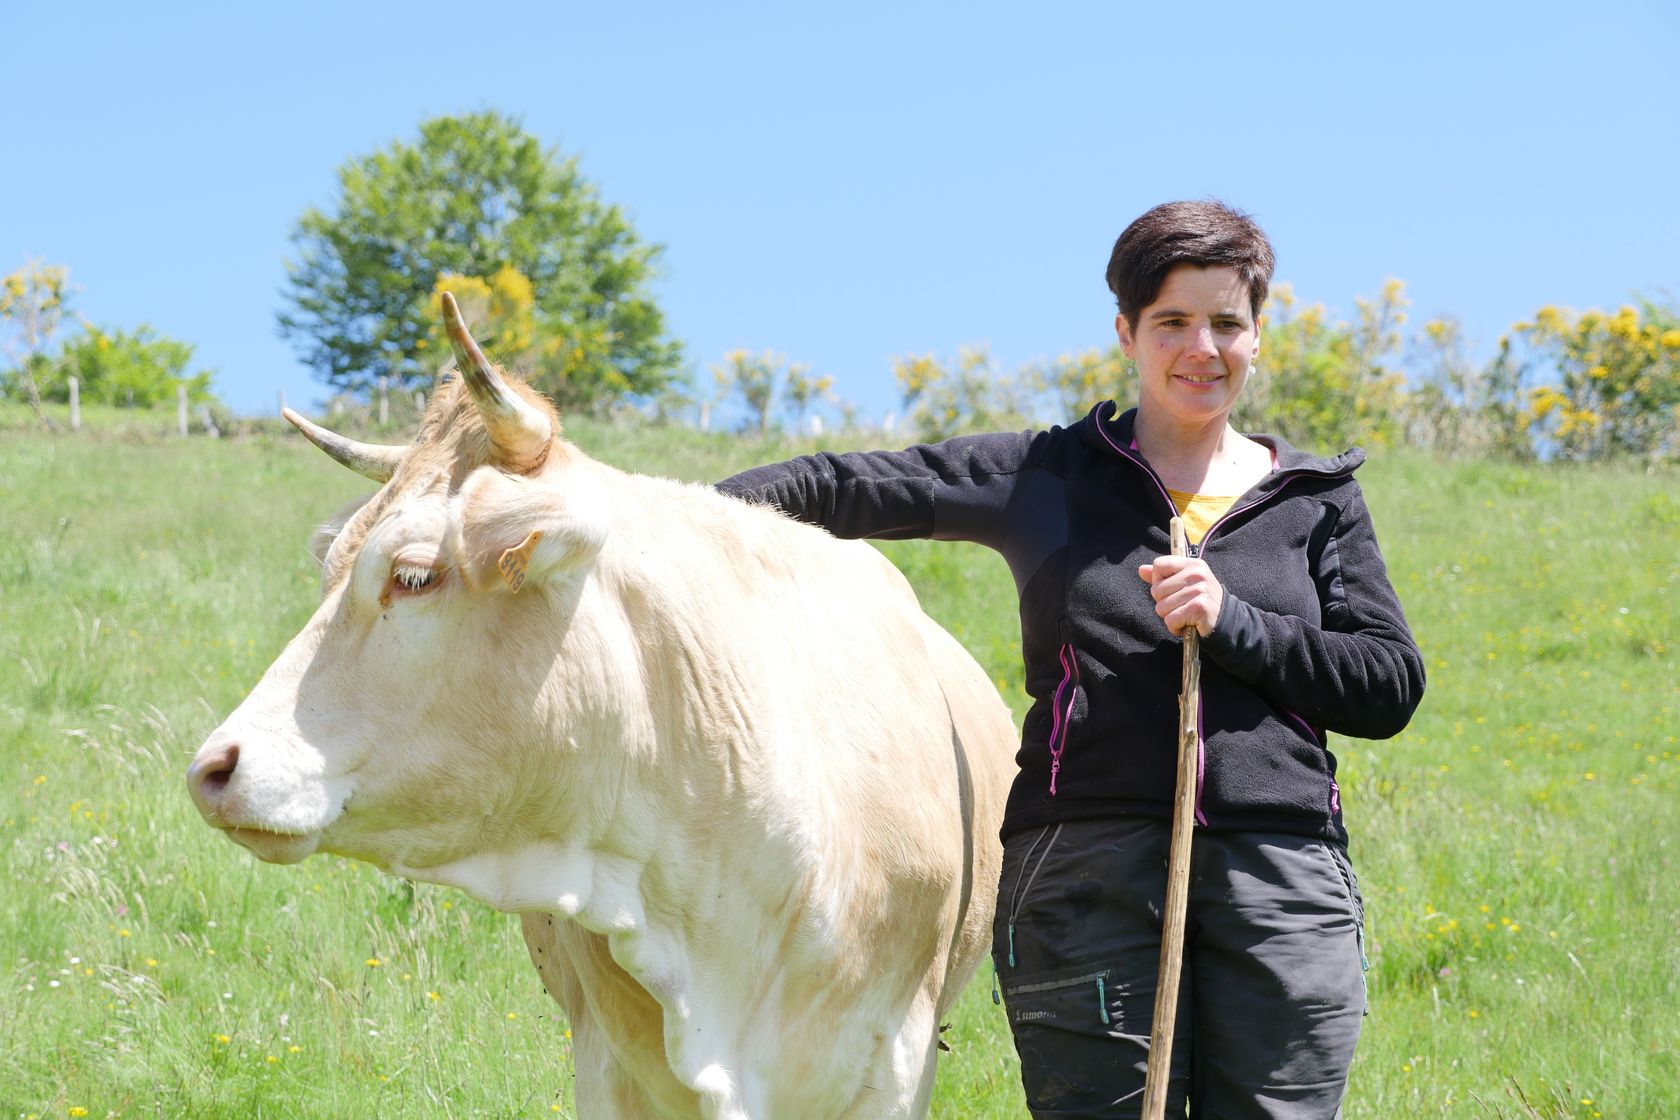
[1142,516,1201,1120]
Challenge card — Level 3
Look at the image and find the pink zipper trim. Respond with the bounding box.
[1281,707,1338,815]
[1282,707,1322,744]
[1047,642,1078,795]
[1094,420,1178,516]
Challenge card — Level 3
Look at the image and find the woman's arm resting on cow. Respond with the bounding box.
[716,429,1042,545]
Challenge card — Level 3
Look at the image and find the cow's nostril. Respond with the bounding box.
[189,742,240,812]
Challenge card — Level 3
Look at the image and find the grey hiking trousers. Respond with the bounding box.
[993,819,1368,1119]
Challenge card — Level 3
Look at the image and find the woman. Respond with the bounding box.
[718,199,1424,1118]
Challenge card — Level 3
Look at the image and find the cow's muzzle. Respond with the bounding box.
[187,736,326,864]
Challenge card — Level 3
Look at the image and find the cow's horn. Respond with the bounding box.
[440,291,552,468]
[283,407,405,483]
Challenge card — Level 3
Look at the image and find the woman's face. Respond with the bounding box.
[1116,264,1260,431]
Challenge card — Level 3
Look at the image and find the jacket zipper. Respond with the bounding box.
[1093,423,1217,824]
[1047,639,1079,796]
[1196,475,1304,552]
[1092,414,1342,827]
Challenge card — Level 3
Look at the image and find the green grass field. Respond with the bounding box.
[3,413,1676,1118]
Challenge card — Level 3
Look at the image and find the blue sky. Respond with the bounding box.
[4,1,1676,424]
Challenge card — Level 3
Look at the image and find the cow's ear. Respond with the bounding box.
[309,493,375,567]
[454,465,608,593]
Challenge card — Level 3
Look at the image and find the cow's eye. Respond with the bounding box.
[388,562,447,599]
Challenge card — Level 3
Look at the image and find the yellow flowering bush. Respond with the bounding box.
[1518,302,1680,459]
[1233,280,1409,451]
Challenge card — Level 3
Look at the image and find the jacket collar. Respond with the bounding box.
[1081,402,1365,485]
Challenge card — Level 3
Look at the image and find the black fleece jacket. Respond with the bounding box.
[717,403,1425,846]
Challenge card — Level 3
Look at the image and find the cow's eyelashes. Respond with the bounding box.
[387,562,448,599]
[394,564,435,590]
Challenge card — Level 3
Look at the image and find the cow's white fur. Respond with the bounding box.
[190,399,1016,1119]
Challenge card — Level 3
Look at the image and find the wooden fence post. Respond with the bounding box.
[177,385,188,437]
[68,376,80,431]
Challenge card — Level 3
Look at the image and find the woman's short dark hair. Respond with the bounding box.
[1105,200,1276,329]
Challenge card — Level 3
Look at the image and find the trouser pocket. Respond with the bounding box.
[1325,842,1370,1015]
[1000,962,1153,1115]
[999,823,1062,968]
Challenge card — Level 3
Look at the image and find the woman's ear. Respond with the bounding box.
[1115,312,1136,359]
[454,466,608,593]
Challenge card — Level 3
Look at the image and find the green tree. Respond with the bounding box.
[278,110,681,412]
[1,261,76,428]
[1402,316,1535,459]
[1030,347,1127,421]
[712,349,783,433]
[1236,281,1408,452]
[894,346,1036,441]
[893,353,943,418]
[55,325,215,407]
[1402,316,1479,455]
[1345,278,1410,444]
[782,363,834,431]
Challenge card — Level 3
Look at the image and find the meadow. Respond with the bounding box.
[2,411,1676,1119]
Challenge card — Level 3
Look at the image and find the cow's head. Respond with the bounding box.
[185,294,616,875]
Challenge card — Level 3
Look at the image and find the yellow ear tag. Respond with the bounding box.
[497,530,544,594]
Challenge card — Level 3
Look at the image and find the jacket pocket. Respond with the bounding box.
[1000,823,1063,968]
[1047,620,1083,795]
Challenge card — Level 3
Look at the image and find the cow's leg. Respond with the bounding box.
[904,1033,942,1120]
[522,913,702,1118]
[520,913,644,1118]
[828,996,941,1120]
[896,996,944,1120]
[571,1024,666,1120]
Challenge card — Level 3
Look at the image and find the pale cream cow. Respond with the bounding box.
[186,295,1017,1119]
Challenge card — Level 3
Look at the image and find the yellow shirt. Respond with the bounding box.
[1166,489,1240,546]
